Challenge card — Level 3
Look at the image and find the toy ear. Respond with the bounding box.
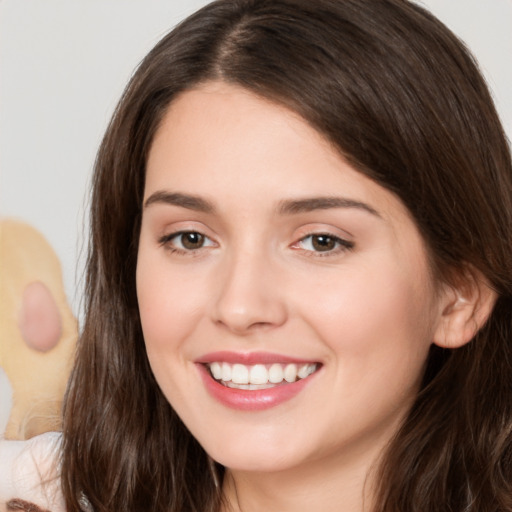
[18,281,62,353]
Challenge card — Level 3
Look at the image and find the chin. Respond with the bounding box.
[200,429,310,474]
[212,450,299,473]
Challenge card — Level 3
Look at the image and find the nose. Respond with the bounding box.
[211,248,288,335]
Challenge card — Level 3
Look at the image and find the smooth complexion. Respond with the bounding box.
[136,82,460,512]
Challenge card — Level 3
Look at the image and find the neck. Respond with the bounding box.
[220,445,382,512]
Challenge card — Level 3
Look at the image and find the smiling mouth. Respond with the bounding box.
[206,362,320,390]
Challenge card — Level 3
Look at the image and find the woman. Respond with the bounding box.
[60,0,512,511]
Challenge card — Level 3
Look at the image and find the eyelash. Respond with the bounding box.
[158,231,216,255]
[293,233,354,257]
[158,231,354,257]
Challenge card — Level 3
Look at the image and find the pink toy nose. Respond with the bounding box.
[18,281,62,352]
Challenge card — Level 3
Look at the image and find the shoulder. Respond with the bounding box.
[0,432,64,512]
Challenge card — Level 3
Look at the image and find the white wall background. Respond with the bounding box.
[1,0,511,318]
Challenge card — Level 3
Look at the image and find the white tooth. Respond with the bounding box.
[226,382,275,390]
[284,363,297,383]
[307,363,317,375]
[297,364,310,379]
[221,362,232,382]
[231,364,249,384]
[249,364,268,385]
[268,363,284,383]
[210,362,222,380]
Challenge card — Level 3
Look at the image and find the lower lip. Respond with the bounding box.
[197,364,316,411]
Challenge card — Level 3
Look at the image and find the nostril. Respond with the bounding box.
[214,318,280,336]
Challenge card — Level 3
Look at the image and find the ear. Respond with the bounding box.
[433,270,497,349]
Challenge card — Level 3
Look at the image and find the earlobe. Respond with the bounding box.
[433,273,497,349]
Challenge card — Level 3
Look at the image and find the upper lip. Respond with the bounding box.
[195,351,319,365]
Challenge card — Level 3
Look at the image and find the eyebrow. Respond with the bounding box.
[144,191,215,213]
[144,191,380,218]
[277,196,381,217]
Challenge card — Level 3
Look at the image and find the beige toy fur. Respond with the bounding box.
[0,219,77,440]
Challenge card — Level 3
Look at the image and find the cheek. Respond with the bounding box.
[136,249,207,357]
[299,258,436,372]
[292,261,437,445]
[136,250,207,407]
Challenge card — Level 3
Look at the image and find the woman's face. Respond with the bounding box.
[137,81,446,474]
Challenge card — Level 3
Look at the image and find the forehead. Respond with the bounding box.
[148,82,338,185]
[145,81,411,226]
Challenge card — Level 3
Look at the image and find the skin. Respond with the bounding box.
[136,81,469,511]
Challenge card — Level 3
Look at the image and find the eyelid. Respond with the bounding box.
[290,225,355,257]
[294,233,353,251]
[158,227,218,255]
[159,230,215,245]
[156,219,215,243]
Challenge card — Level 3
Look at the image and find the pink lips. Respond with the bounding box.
[196,351,315,365]
[196,351,320,411]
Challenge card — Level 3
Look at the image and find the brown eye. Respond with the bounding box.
[311,235,337,252]
[180,232,205,250]
[159,230,215,253]
[295,233,354,255]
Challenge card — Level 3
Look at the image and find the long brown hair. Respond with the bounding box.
[62,1,512,510]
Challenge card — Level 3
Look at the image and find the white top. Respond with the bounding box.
[0,432,65,512]
[0,369,12,437]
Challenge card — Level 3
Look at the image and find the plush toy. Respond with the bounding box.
[0,219,77,511]
[0,219,77,440]
[0,432,64,511]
